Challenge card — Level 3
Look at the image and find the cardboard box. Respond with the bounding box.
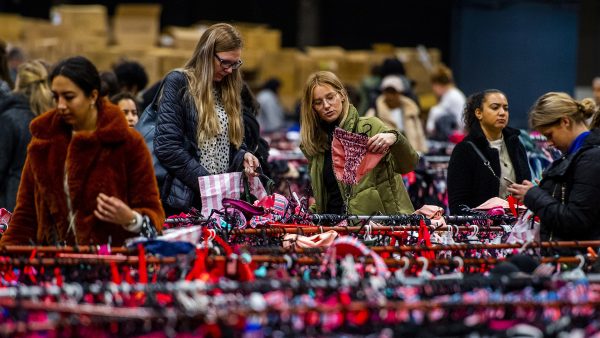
[338,51,370,87]
[258,49,298,97]
[396,47,441,95]
[241,49,265,71]
[243,27,281,52]
[84,46,167,85]
[165,26,204,50]
[52,5,108,35]
[0,14,23,42]
[113,4,161,48]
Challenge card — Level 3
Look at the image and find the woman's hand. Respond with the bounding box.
[367,133,397,153]
[507,180,536,203]
[95,193,135,226]
[243,152,260,177]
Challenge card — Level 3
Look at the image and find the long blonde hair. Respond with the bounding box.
[300,71,350,157]
[529,92,597,131]
[183,23,243,148]
[14,59,53,116]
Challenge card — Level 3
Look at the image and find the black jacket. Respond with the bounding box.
[154,71,246,212]
[0,93,34,211]
[525,129,600,241]
[448,123,531,214]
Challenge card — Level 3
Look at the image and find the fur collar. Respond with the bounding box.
[30,100,130,144]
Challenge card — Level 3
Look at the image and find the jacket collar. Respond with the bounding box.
[30,100,130,144]
[545,128,600,177]
[467,122,521,148]
[26,101,131,224]
[340,105,360,132]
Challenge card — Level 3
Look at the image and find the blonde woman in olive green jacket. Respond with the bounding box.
[300,71,418,215]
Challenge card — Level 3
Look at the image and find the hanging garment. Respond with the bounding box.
[332,127,385,185]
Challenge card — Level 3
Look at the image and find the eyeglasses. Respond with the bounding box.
[214,54,243,70]
[312,92,339,109]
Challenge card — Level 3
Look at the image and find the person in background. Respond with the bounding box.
[426,63,466,140]
[365,75,428,153]
[256,77,286,134]
[300,71,418,215]
[592,77,600,107]
[7,46,25,83]
[508,93,600,241]
[110,92,140,128]
[357,64,381,116]
[357,57,419,116]
[100,70,119,99]
[113,60,149,96]
[0,56,164,246]
[0,40,14,96]
[154,23,260,215]
[242,82,271,180]
[447,89,531,214]
[591,107,600,129]
[0,60,54,211]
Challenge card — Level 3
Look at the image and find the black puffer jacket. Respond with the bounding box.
[525,129,600,241]
[0,93,34,211]
[154,71,246,212]
[448,122,531,214]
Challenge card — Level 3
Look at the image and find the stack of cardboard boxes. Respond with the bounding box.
[0,5,440,111]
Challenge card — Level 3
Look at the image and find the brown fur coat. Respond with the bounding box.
[1,101,164,246]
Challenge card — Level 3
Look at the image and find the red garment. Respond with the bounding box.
[1,101,164,245]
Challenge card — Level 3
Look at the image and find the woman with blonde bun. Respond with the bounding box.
[0,60,53,211]
[508,93,600,241]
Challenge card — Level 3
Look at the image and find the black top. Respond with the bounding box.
[525,129,600,241]
[154,71,247,212]
[447,122,531,214]
[323,122,344,214]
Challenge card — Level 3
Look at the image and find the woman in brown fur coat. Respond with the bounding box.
[0,56,164,246]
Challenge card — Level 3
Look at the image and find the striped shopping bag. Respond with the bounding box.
[198,172,267,217]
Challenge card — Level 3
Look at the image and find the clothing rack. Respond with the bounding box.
[310,213,515,224]
[1,280,598,316]
[0,240,596,257]
[162,213,515,226]
[231,225,507,235]
[247,240,600,254]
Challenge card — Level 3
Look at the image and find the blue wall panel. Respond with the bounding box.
[452,2,578,129]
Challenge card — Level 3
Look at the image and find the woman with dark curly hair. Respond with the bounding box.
[447,89,531,214]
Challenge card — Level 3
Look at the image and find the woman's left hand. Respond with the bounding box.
[506,180,535,203]
[367,133,396,153]
[243,152,260,177]
[95,193,135,226]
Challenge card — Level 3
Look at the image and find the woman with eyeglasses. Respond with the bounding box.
[153,23,260,215]
[508,93,600,241]
[300,71,418,215]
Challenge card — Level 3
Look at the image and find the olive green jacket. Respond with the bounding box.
[303,106,418,215]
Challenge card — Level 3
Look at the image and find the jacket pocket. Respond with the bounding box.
[161,174,195,211]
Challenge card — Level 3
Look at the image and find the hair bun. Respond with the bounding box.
[579,98,597,119]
